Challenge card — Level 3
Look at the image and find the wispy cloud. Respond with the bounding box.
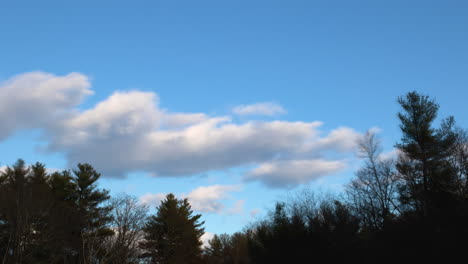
[245,159,346,188]
[232,102,286,116]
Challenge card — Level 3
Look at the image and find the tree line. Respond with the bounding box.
[0,161,205,264]
[1,91,467,263]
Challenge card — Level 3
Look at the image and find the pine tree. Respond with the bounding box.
[0,159,29,263]
[29,162,48,185]
[391,91,467,261]
[396,91,458,216]
[72,163,113,263]
[47,170,82,262]
[0,160,56,263]
[204,234,232,264]
[204,233,251,264]
[141,193,205,264]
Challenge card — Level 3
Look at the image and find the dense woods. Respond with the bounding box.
[1,91,467,263]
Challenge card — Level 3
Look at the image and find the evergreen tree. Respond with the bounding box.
[204,233,251,264]
[141,193,205,264]
[0,160,56,263]
[247,198,360,263]
[0,161,113,263]
[28,162,48,185]
[0,160,29,263]
[47,170,81,263]
[396,91,458,216]
[72,163,113,263]
[390,91,467,261]
[204,234,231,264]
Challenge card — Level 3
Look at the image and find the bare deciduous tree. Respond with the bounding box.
[346,131,400,230]
[450,128,468,197]
[101,194,148,264]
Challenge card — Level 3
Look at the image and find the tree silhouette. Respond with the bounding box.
[0,160,57,263]
[101,194,148,264]
[396,91,458,216]
[140,193,205,264]
[204,232,251,264]
[346,131,400,231]
[390,91,468,261]
[72,163,114,263]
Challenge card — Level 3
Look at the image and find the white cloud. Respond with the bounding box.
[139,193,166,207]
[64,91,160,137]
[313,127,361,152]
[48,95,327,177]
[185,185,242,213]
[233,102,286,116]
[139,184,242,214]
[245,159,346,188]
[0,72,91,139]
[0,71,362,188]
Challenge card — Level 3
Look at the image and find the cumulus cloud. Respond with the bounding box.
[233,102,286,116]
[48,96,327,177]
[245,159,346,188]
[0,72,92,139]
[62,91,160,138]
[139,184,242,214]
[0,71,362,188]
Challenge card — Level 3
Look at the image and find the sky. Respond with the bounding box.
[0,0,467,238]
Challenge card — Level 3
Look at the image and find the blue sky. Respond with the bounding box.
[1,0,467,237]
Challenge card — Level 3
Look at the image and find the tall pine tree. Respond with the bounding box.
[392,91,467,261]
[141,193,205,264]
[72,163,113,264]
[396,91,458,216]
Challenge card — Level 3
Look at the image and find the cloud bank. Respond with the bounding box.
[0,72,361,188]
